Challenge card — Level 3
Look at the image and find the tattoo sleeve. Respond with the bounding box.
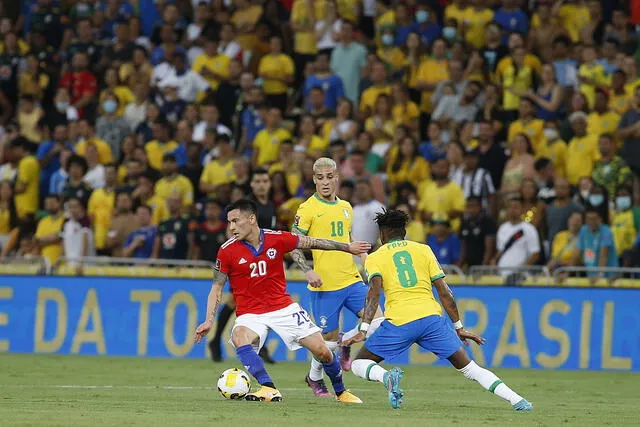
[362,276,382,325]
[297,235,349,252]
[290,228,312,272]
[206,269,227,323]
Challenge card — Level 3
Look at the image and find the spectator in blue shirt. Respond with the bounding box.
[304,53,345,111]
[122,205,157,259]
[49,147,73,196]
[494,0,529,44]
[36,123,74,197]
[577,207,619,279]
[427,216,461,266]
[394,4,415,47]
[411,4,441,46]
[241,101,266,156]
[552,35,578,89]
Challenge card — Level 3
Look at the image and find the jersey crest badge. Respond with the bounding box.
[343,209,350,219]
[319,316,327,328]
[266,248,277,259]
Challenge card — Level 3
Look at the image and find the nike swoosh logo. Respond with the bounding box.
[317,213,325,218]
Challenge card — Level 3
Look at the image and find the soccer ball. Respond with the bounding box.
[217,368,251,399]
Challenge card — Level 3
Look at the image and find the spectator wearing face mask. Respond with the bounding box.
[95,91,130,160]
[611,186,640,267]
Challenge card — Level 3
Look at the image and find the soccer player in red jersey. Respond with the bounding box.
[194,199,369,403]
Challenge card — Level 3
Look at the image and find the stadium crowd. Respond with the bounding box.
[1,0,640,278]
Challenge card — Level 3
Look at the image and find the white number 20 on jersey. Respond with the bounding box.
[250,261,267,278]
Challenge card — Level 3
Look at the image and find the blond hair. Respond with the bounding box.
[312,157,337,174]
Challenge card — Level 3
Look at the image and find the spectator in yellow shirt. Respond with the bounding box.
[462,1,494,49]
[135,172,169,225]
[145,119,179,171]
[415,38,449,113]
[364,93,396,157]
[258,36,295,112]
[297,114,328,157]
[34,195,65,268]
[553,0,590,42]
[74,119,114,165]
[154,153,194,212]
[587,89,621,142]
[578,46,608,109]
[387,136,430,200]
[418,158,466,232]
[87,164,117,254]
[445,0,467,29]
[291,0,318,86]
[200,134,236,198]
[548,210,583,271]
[609,69,632,115]
[252,108,292,167]
[565,112,601,186]
[508,98,547,157]
[378,28,406,76]
[391,83,419,132]
[231,0,264,51]
[10,137,40,220]
[359,60,391,118]
[192,37,230,91]
[375,0,395,47]
[499,47,535,114]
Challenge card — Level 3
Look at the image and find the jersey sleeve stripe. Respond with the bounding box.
[292,225,309,235]
[220,237,237,249]
[430,273,446,282]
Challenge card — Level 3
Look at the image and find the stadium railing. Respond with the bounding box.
[0,256,48,275]
[552,266,640,288]
[467,265,553,286]
[51,257,215,279]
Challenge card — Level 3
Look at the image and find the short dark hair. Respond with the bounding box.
[162,153,177,163]
[226,198,257,216]
[251,167,269,180]
[375,209,409,239]
[67,154,88,174]
[534,157,552,172]
[350,149,366,158]
[584,206,601,216]
[137,204,153,215]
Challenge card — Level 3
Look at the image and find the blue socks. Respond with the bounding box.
[322,355,346,394]
[236,344,274,386]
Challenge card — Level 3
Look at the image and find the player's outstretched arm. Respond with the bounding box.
[433,278,486,346]
[290,228,323,288]
[193,269,227,344]
[342,275,381,346]
[296,235,371,254]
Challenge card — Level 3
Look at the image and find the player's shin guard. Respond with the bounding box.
[322,354,346,395]
[236,344,274,387]
[458,361,523,405]
[309,341,338,381]
[351,359,387,383]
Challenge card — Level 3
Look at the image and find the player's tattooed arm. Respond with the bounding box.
[290,228,312,273]
[297,235,371,254]
[194,270,226,344]
[433,278,486,346]
[362,275,382,325]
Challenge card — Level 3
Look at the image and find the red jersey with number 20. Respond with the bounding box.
[216,229,299,316]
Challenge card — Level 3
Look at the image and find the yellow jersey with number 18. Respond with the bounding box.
[293,193,362,292]
[365,240,445,326]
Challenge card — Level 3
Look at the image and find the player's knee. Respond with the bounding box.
[315,346,334,363]
[230,328,250,348]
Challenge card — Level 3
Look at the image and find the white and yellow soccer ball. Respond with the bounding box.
[217,368,251,399]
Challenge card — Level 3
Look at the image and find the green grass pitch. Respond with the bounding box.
[0,353,638,426]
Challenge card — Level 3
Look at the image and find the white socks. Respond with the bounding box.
[309,341,339,381]
[341,317,386,343]
[351,359,387,383]
[458,361,523,405]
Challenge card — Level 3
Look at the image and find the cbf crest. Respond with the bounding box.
[266,248,278,259]
[343,209,350,219]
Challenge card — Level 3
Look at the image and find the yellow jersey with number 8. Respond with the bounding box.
[293,194,362,292]
[365,240,445,326]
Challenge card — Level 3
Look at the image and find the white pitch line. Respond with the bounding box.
[0,385,424,392]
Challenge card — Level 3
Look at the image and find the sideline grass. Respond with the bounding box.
[1,353,638,426]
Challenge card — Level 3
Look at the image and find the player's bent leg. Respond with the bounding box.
[448,349,532,411]
[231,326,281,402]
[307,329,339,395]
[308,288,344,390]
[352,346,404,410]
[299,332,362,404]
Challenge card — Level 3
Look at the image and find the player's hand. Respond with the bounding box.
[305,270,323,288]
[457,329,486,346]
[341,331,365,346]
[193,320,213,344]
[348,241,371,255]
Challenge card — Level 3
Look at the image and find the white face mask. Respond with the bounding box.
[543,128,558,140]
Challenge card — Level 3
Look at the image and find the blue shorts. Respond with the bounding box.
[365,315,462,361]
[310,281,367,332]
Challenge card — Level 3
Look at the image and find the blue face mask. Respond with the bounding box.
[103,100,118,114]
[416,10,429,24]
[55,101,69,112]
[382,34,394,46]
[616,196,631,210]
[443,26,457,40]
[589,194,604,206]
